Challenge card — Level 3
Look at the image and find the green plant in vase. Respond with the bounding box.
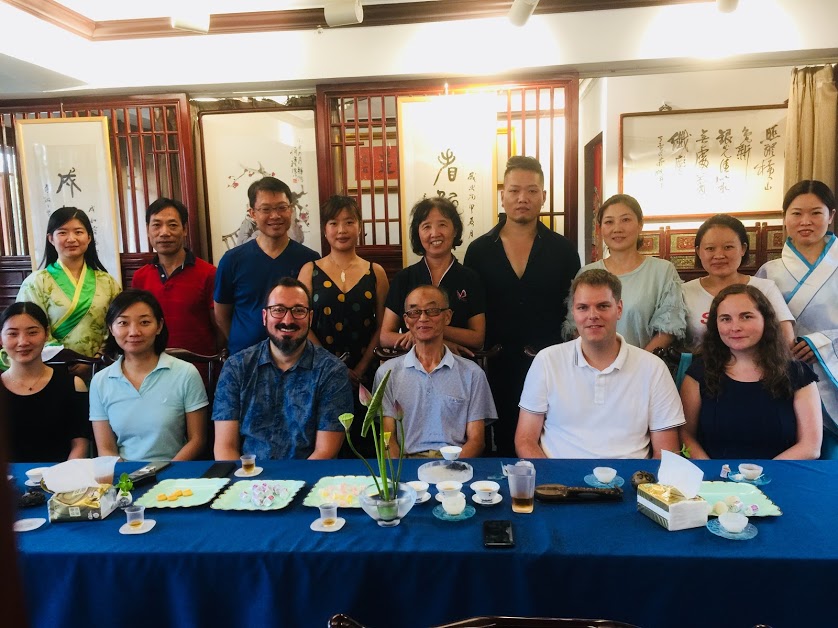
[116,472,134,508]
[339,370,406,508]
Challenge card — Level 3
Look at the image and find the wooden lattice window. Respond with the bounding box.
[316,78,578,275]
[0,95,197,260]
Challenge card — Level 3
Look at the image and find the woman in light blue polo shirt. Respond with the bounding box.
[90,290,208,461]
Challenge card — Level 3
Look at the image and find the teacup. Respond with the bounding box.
[441,492,466,516]
[718,512,749,534]
[593,466,617,484]
[738,464,763,480]
[25,467,47,484]
[440,446,462,461]
[407,480,429,501]
[470,480,500,503]
[437,480,462,498]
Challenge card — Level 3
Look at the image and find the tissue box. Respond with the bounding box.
[637,483,708,531]
[48,484,118,523]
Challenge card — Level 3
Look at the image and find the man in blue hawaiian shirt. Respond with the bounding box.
[212,277,352,460]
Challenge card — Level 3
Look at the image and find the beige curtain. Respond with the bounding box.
[784,65,837,194]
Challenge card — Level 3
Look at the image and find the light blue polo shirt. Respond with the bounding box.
[90,353,209,461]
[373,346,497,454]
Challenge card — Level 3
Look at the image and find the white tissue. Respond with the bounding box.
[41,456,119,493]
[657,450,704,499]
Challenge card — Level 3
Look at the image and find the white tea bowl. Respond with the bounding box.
[437,480,462,498]
[440,446,462,461]
[718,512,749,534]
[593,466,617,484]
[407,480,429,501]
[470,481,500,503]
[25,467,47,483]
[441,493,466,516]
[738,464,763,480]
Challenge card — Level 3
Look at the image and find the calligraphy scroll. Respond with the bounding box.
[15,117,122,284]
[200,110,321,264]
[620,105,787,218]
[397,95,498,267]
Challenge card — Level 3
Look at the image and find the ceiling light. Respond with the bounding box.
[324,0,364,28]
[170,14,211,34]
[716,0,739,13]
[508,0,539,27]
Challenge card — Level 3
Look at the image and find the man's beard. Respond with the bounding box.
[268,322,308,356]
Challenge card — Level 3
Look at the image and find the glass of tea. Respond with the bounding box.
[506,464,536,514]
[240,454,256,475]
[318,503,338,527]
[125,505,145,528]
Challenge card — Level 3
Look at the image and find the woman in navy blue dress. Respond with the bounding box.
[679,284,822,459]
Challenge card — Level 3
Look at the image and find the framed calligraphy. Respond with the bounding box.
[15,117,122,284]
[344,131,399,193]
[199,109,321,264]
[620,104,787,220]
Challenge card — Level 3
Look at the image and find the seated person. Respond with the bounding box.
[1,302,90,461]
[375,285,496,458]
[212,277,352,460]
[90,290,208,461]
[680,284,822,460]
[515,269,684,459]
[380,197,486,356]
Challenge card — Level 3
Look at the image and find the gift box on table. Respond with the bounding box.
[636,483,708,531]
[48,484,118,522]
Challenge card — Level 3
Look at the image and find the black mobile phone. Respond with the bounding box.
[127,461,171,486]
[201,461,236,478]
[483,520,514,548]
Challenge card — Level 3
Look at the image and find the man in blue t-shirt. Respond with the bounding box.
[214,177,319,355]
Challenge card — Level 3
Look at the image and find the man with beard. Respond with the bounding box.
[214,177,319,356]
[212,277,352,460]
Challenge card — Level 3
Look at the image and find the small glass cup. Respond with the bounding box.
[125,505,145,528]
[240,454,256,475]
[318,503,338,527]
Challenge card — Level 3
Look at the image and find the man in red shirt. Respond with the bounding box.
[132,198,219,371]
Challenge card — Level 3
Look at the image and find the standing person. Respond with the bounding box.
[515,269,683,459]
[567,194,686,352]
[298,196,389,457]
[16,207,120,374]
[380,197,485,355]
[680,284,821,460]
[131,198,219,366]
[756,180,838,442]
[214,177,319,355]
[90,290,208,461]
[683,214,794,349]
[0,302,89,461]
[464,156,580,456]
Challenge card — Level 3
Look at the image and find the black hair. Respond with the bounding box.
[782,180,836,214]
[247,177,293,208]
[42,207,108,272]
[321,195,362,226]
[504,156,544,185]
[0,301,49,333]
[146,197,188,225]
[104,289,168,356]
[408,197,463,256]
[265,276,312,308]
[694,213,749,256]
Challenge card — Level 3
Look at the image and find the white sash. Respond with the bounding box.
[784,234,838,318]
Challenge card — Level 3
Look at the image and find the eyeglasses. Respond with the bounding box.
[254,204,292,216]
[404,307,449,319]
[265,305,311,319]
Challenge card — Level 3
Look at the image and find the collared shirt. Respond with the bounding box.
[464,218,580,354]
[519,335,685,459]
[132,249,217,356]
[384,257,486,329]
[90,353,209,461]
[374,346,496,454]
[212,340,352,459]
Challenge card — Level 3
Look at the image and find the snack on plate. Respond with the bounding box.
[239,482,291,509]
[182,489,193,496]
[156,494,167,502]
[316,483,366,507]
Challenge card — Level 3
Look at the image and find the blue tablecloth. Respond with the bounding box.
[10,458,838,628]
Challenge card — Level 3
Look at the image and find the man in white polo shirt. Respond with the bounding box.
[515,268,684,459]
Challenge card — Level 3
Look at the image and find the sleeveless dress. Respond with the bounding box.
[311,262,378,373]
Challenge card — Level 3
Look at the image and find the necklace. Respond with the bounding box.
[4,367,48,392]
[330,256,358,284]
